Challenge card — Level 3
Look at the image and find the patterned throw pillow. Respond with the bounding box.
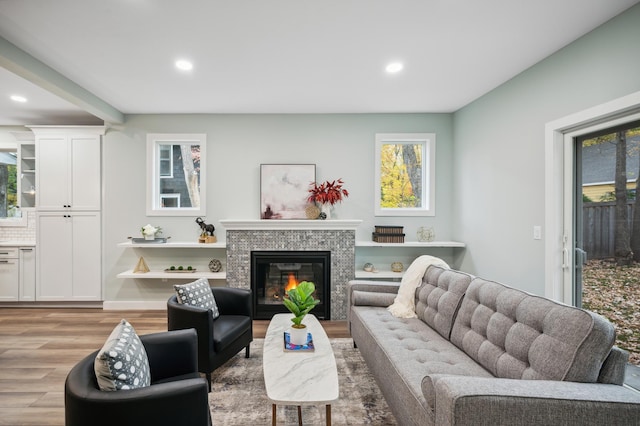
[94,319,151,391]
[174,278,220,319]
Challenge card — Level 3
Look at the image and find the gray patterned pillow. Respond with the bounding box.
[94,319,151,391]
[174,278,220,319]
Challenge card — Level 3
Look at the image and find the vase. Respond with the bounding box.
[289,324,308,345]
[144,234,155,241]
[320,203,332,220]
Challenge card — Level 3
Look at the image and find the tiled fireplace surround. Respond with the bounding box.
[222,220,361,320]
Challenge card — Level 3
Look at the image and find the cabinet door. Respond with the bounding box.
[71,212,101,300]
[37,213,73,300]
[19,248,36,301]
[0,254,19,302]
[37,136,70,210]
[71,136,101,210]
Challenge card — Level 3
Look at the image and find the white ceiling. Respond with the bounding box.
[0,0,638,126]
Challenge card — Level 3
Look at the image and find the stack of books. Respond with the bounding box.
[372,225,405,243]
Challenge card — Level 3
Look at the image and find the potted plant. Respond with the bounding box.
[282,281,320,345]
[307,179,349,219]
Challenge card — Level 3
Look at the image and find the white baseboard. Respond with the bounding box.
[102,301,167,310]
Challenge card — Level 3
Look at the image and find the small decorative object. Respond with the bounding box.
[133,257,150,273]
[195,217,216,243]
[283,331,315,352]
[391,261,404,273]
[141,224,162,241]
[208,259,223,273]
[282,281,320,346]
[417,226,435,242]
[363,263,374,272]
[307,178,349,220]
[305,204,320,219]
[318,211,327,220]
[165,265,196,273]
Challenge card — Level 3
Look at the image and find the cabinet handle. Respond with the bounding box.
[0,260,8,263]
[0,252,8,255]
[20,248,33,252]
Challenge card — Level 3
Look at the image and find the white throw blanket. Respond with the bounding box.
[387,255,450,318]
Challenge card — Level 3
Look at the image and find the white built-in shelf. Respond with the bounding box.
[117,240,227,280]
[117,270,225,280]
[355,270,404,279]
[356,241,465,248]
[118,241,226,249]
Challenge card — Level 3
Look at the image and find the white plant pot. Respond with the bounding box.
[144,234,155,240]
[289,324,308,345]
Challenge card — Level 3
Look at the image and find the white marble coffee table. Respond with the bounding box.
[263,313,339,426]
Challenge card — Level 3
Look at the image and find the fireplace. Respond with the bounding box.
[251,250,331,320]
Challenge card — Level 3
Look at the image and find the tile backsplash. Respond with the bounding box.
[0,210,36,241]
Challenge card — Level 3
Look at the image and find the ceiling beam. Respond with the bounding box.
[0,36,124,124]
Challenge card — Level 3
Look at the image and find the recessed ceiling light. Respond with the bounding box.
[385,62,404,74]
[175,59,193,71]
[10,95,27,103]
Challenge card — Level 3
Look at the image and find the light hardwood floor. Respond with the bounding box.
[0,308,349,426]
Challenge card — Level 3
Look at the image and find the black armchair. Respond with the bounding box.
[65,328,211,426]
[167,287,253,391]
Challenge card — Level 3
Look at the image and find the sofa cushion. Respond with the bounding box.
[174,278,220,319]
[415,267,473,340]
[351,305,493,415]
[94,319,151,391]
[450,278,616,383]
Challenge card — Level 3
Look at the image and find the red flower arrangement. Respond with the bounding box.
[307,179,349,206]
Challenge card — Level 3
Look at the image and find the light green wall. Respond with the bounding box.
[452,4,640,293]
[103,113,453,302]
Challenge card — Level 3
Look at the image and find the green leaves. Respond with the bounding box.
[283,281,320,326]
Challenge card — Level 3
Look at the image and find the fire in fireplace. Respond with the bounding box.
[251,251,330,320]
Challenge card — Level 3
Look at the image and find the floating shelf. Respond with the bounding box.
[356,241,465,248]
[118,241,226,248]
[117,270,226,280]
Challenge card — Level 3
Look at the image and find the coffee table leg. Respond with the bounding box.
[272,404,276,426]
[297,406,302,426]
[326,404,331,426]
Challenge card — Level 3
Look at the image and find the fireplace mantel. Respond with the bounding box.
[220,219,362,231]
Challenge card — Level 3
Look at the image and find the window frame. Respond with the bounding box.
[146,133,206,217]
[374,133,436,217]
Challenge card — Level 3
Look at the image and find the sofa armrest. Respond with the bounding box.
[433,375,640,426]
[348,280,400,305]
[141,329,198,382]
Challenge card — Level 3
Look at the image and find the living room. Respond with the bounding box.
[1,1,640,424]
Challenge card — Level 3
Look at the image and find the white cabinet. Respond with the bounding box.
[30,126,104,303]
[0,248,19,301]
[19,247,36,301]
[37,212,101,301]
[0,246,35,302]
[34,130,102,211]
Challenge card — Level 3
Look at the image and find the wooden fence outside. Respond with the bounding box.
[583,201,636,259]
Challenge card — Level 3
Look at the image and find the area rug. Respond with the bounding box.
[209,338,397,425]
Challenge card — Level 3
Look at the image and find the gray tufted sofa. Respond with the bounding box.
[348,266,640,425]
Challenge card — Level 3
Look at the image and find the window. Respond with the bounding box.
[375,133,435,216]
[147,133,206,216]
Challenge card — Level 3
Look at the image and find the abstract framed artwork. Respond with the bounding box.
[260,164,316,219]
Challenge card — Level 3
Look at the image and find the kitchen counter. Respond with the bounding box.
[0,241,36,247]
